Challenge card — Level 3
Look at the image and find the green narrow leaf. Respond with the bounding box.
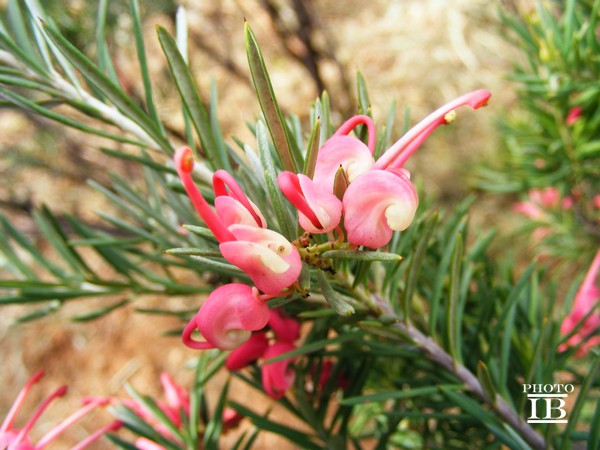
[42,22,170,152]
[446,233,463,362]
[244,21,301,172]
[303,118,320,178]
[356,71,371,116]
[203,381,229,450]
[265,331,364,364]
[129,0,163,130]
[0,215,65,278]
[316,270,356,317]
[476,361,497,403]
[321,249,402,262]
[256,120,296,240]
[15,300,61,323]
[229,402,322,450]
[32,207,90,277]
[341,385,462,406]
[209,80,232,172]
[71,299,129,322]
[96,0,119,85]
[156,26,224,167]
[7,0,38,63]
[559,358,600,450]
[401,212,438,320]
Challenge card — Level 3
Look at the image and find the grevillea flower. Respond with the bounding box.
[281,91,490,248]
[559,249,600,355]
[342,168,418,248]
[175,147,301,295]
[182,283,271,350]
[261,341,298,399]
[0,371,119,450]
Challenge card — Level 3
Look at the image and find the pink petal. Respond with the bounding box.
[220,225,302,295]
[268,309,300,343]
[226,332,270,371]
[261,342,297,399]
[343,169,418,248]
[183,284,270,350]
[312,135,374,190]
[215,196,266,229]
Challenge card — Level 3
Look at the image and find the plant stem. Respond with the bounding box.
[376,297,546,450]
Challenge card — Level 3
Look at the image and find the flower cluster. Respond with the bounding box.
[176,89,490,357]
[0,371,119,450]
[279,89,491,248]
[226,310,300,399]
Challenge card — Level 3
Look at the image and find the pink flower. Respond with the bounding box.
[222,407,244,432]
[175,147,301,295]
[560,249,600,355]
[262,341,297,399]
[219,225,302,295]
[566,106,583,125]
[529,187,560,209]
[512,201,546,220]
[0,371,118,450]
[182,283,271,350]
[342,168,418,248]
[267,309,301,343]
[226,332,270,370]
[277,172,342,233]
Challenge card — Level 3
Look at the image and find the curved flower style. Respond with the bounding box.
[277,172,342,233]
[175,147,301,295]
[182,283,271,350]
[560,249,600,355]
[372,89,492,170]
[261,341,298,399]
[343,169,418,248]
[0,371,118,450]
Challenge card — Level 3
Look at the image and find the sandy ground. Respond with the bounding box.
[0,0,523,447]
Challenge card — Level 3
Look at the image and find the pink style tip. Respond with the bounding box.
[373,89,492,170]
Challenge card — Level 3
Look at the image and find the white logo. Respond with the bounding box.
[522,384,573,424]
